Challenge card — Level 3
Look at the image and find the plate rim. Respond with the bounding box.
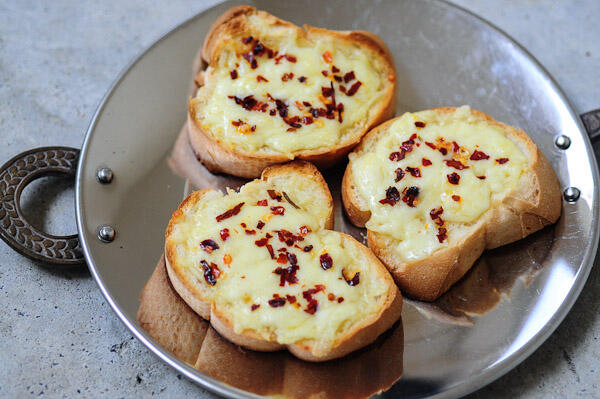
[75,1,600,398]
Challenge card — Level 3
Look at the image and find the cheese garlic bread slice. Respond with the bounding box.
[165,161,402,361]
[342,106,561,301]
[189,6,396,178]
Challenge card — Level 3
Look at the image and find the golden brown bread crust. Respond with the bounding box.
[342,107,562,301]
[188,5,397,178]
[165,161,402,361]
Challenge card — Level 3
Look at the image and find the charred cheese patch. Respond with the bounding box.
[191,14,389,156]
[350,106,528,261]
[166,174,388,354]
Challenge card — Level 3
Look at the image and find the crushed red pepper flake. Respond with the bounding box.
[281,72,294,81]
[415,121,426,128]
[395,168,405,182]
[256,199,268,206]
[322,51,333,63]
[343,71,355,83]
[256,75,269,82]
[220,228,230,241]
[452,141,460,153]
[270,206,285,215]
[402,186,420,207]
[425,141,437,150]
[345,81,362,96]
[445,159,469,170]
[268,296,286,308]
[200,239,219,254]
[437,227,448,243]
[406,166,422,177]
[447,172,460,185]
[452,195,461,202]
[470,150,489,160]
[320,253,333,270]
[251,304,260,311]
[422,158,432,166]
[298,76,307,83]
[200,260,220,286]
[267,189,282,201]
[477,175,487,180]
[496,158,509,164]
[216,202,244,222]
[303,245,313,252]
[379,186,401,206]
[230,69,238,79]
[257,220,265,230]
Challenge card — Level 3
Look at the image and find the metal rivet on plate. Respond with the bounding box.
[563,187,580,203]
[97,167,114,184]
[554,135,571,150]
[98,225,116,243]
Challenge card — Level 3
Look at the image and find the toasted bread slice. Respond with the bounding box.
[342,106,561,301]
[165,161,402,361]
[188,6,396,178]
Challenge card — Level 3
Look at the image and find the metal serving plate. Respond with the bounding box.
[74,0,599,398]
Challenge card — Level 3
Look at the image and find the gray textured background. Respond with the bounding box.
[0,0,598,398]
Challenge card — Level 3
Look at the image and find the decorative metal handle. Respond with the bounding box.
[581,109,600,142]
[0,147,84,266]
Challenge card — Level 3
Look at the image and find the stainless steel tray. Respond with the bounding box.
[1,0,598,398]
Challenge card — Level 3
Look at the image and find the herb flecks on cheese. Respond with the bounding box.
[192,14,389,155]
[350,106,528,262]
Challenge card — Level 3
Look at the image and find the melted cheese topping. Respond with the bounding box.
[192,14,389,156]
[350,106,528,262]
[168,176,388,354]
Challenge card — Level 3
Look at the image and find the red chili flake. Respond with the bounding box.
[320,253,333,270]
[422,158,432,166]
[322,86,334,97]
[200,260,220,286]
[429,206,444,222]
[231,119,243,127]
[452,141,460,153]
[344,271,360,286]
[496,158,509,164]
[437,227,448,243]
[242,36,253,44]
[274,98,289,117]
[273,261,299,286]
[256,220,265,230]
[321,70,329,77]
[256,199,268,206]
[270,206,285,215]
[266,244,275,259]
[242,52,258,68]
[328,293,336,301]
[220,228,230,241]
[284,54,297,63]
[445,159,469,170]
[303,245,313,252]
[256,75,269,82]
[251,304,260,311]
[343,71,355,83]
[395,167,405,182]
[447,173,460,185]
[268,297,286,307]
[333,75,342,82]
[302,285,325,314]
[301,116,314,125]
[228,95,259,111]
[439,147,448,156]
[286,295,297,304]
[379,186,401,206]
[402,186,420,207]
[267,189,282,201]
[400,136,416,153]
[299,226,310,236]
[245,229,256,235]
[230,69,238,79]
[452,195,461,202]
[240,223,247,228]
[339,85,346,93]
[337,297,344,303]
[345,81,362,96]
[255,237,269,247]
[477,175,487,180]
[199,239,219,254]
[425,141,437,150]
[470,150,489,160]
[304,301,318,314]
[389,151,406,161]
[281,72,294,81]
[216,202,244,222]
[298,76,307,83]
[302,101,311,107]
[406,166,421,177]
[322,51,333,63]
[415,121,426,128]
[331,65,340,73]
[269,109,276,116]
[276,229,304,246]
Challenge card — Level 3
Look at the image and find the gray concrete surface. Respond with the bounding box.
[0,0,598,398]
